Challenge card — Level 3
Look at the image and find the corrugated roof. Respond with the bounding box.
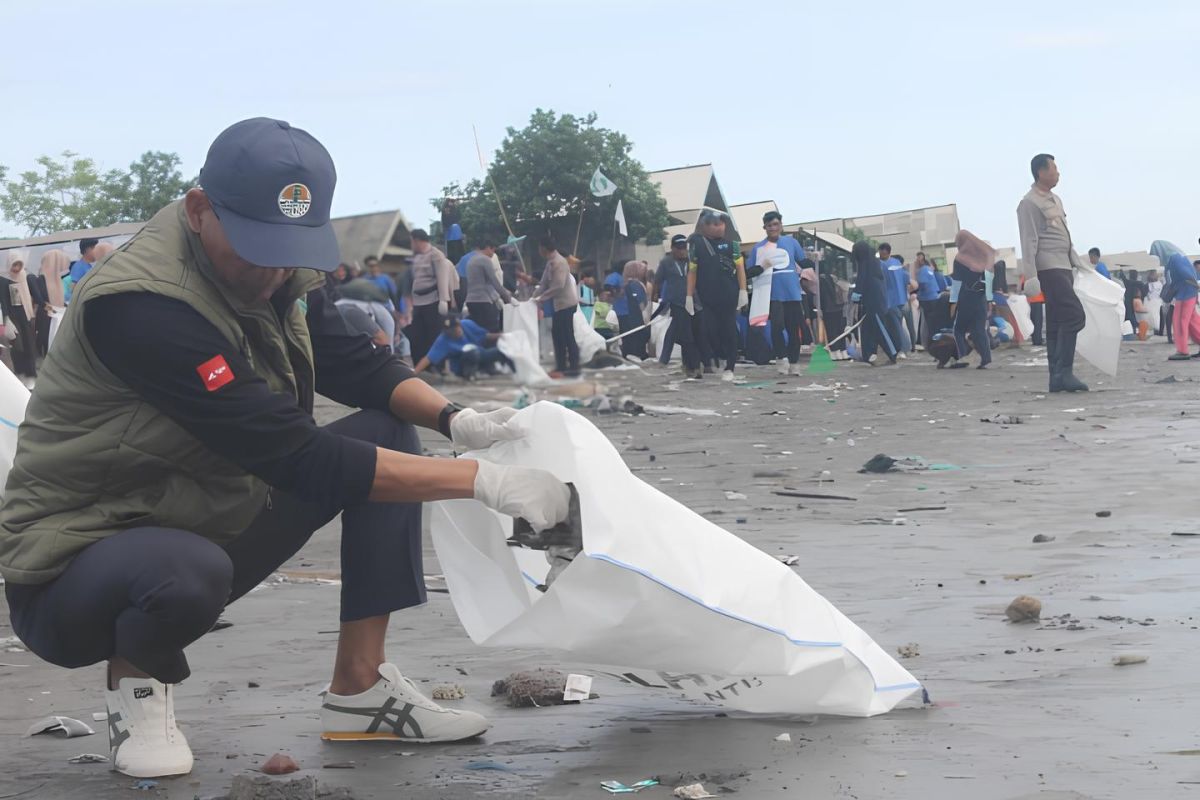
[0,222,145,251]
[330,209,413,266]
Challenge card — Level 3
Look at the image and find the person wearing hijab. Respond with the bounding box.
[949,230,995,369]
[687,211,747,381]
[39,249,70,309]
[1164,253,1200,360]
[616,260,650,359]
[1,254,39,380]
[850,240,899,364]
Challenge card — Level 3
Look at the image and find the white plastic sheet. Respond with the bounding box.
[497,330,553,387]
[431,402,920,717]
[1074,268,1126,376]
[503,301,539,363]
[1006,294,1035,339]
[573,307,608,364]
[0,362,30,492]
[648,312,677,363]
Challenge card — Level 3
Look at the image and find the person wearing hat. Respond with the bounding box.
[413,313,512,378]
[0,118,571,779]
[687,210,747,381]
[654,233,705,376]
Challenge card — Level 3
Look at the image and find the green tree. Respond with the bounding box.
[842,225,878,251]
[0,150,193,236]
[434,110,668,254]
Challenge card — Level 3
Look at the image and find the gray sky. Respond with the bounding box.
[3,0,1197,255]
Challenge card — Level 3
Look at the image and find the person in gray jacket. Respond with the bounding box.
[464,239,518,333]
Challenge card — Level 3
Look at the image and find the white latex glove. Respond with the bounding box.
[685,296,695,315]
[737,289,749,309]
[473,460,570,532]
[450,407,523,451]
[508,297,520,306]
[437,300,449,316]
[1022,276,1041,298]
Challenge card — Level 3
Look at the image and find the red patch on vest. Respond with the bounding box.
[196,355,235,392]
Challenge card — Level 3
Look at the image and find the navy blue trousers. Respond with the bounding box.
[6,410,424,684]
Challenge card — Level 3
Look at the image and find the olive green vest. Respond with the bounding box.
[0,201,324,584]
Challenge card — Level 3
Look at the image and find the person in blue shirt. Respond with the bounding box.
[364,256,399,306]
[1087,248,1111,280]
[65,237,100,304]
[878,243,913,355]
[413,314,511,378]
[914,251,949,346]
[747,211,808,375]
[1166,253,1200,360]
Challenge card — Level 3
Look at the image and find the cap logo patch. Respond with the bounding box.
[278,183,312,219]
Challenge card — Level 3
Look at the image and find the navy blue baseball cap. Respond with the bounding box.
[199,117,340,271]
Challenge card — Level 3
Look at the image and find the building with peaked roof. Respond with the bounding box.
[794,203,961,266]
[728,201,777,248]
[330,209,416,269]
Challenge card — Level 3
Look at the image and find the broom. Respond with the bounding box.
[808,271,834,375]
[808,316,864,375]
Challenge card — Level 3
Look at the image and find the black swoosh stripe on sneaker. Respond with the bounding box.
[321,697,425,739]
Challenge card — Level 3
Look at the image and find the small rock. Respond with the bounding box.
[1113,654,1149,666]
[248,681,260,688]
[1032,534,1055,543]
[261,752,300,775]
[774,732,792,742]
[430,684,466,701]
[673,783,718,799]
[492,669,569,708]
[1096,510,1112,518]
[735,517,747,524]
[897,643,920,659]
[894,770,909,778]
[1006,595,1042,623]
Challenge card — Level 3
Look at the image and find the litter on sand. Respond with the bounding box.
[723,491,747,500]
[563,673,593,702]
[24,716,94,739]
[673,783,718,799]
[774,732,792,742]
[981,414,1022,425]
[67,754,108,764]
[642,404,722,417]
[1113,654,1149,666]
[601,779,660,793]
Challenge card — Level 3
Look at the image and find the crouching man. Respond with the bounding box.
[0,118,568,778]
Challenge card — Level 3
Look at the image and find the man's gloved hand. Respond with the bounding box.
[1022,276,1041,298]
[850,292,862,303]
[473,460,570,532]
[684,296,695,315]
[450,407,522,451]
[737,289,749,310]
[437,300,449,316]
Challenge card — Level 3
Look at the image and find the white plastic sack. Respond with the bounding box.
[648,312,677,362]
[1074,268,1126,376]
[1006,294,1035,339]
[497,330,553,387]
[1146,297,1163,333]
[0,362,31,492]
[503,301,539,363]
[431,402,920,717]
[573,307,607,363]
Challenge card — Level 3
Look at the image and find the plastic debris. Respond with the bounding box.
[723,491,747,500]
[25,716,94,739]
[68,753,108,764]
[1096,510,1112,518]
[601,779,660,793]
[642,404,722,417]
[133,779,158,791]
[776,555,800,566]
[673,783,718,799]
[981,414,1022,425]
[1113,654,1149,666]
[897,643,920,659]
[774,732,792,742]
[563,673,593,702]
[430,684,466,700]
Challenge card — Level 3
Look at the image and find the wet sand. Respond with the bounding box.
[2,340,1198,799]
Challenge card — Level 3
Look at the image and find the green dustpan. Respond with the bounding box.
[807,344,836,374]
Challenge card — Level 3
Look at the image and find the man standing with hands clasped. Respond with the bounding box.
[1017,153,1092,393]
[0,117,570,779]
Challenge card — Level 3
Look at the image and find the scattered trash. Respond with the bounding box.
[898,506,945,513]
[323,761,356,770]
[1032,534,1056,543]
[734,517,747,524]
[133,779,158,791]
[1004,573,1034,580]
[776,555,800,566]
[25,716,94,739]
[1156,375,1182,384]
[563,673,593,702]
[1113,654,1149,666]
[896,643,920,659]
[981,414,1022,425]
[247,681,260,688]
[774,732,792,742]
[772,490,856,502]
[752,469,789,478]
[736,381,774,389]
[67,753,108,764]
[90,712,107,722]
[723,491,747,501]
[1006,595,1043,623]
[261,752,300,775]
[1171,531,1200,537]
[601,779,660,794]
[493,669,573,708]
[430,684,466,701]
[895,770,909,778]
[642,404,722,417]
[1096,510,1112,518]
[673,784,718,799]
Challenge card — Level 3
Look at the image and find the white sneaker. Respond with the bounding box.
[106,678,193,778]
[721,370,735,382]
[800,345,813,354]
[897,351,908,360]
[789,362,804,375]
[776,360,789,375]
[321,663,490,742]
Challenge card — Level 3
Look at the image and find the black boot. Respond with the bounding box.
[1045,335,1059,392]
[1051,329,1088,393]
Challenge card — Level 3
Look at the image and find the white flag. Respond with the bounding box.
[615,200,628,237]
[590,167,617,197]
